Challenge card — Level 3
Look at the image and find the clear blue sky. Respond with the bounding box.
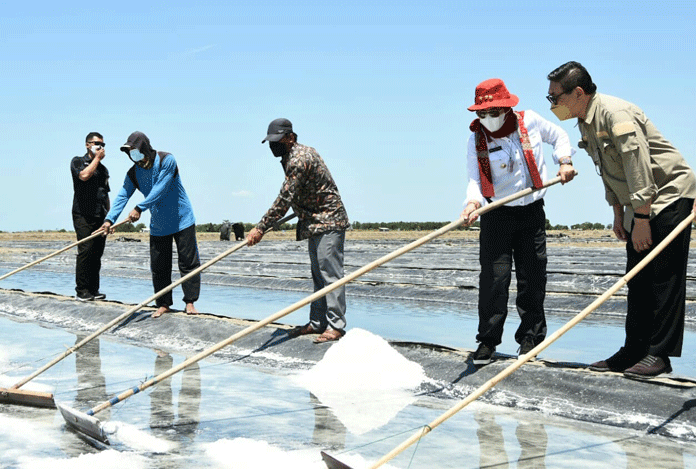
[1,0,694,231]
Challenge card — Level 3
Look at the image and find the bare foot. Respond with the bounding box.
[185,303,200,315]
[152,306,171,318]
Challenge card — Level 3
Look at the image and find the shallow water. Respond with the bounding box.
[1,313,696,469]
[3,267,696,377]
[2,239,696,468]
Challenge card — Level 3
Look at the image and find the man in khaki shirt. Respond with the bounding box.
[547,61,696,378]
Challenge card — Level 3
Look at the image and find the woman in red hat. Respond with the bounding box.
[461,78,576,366]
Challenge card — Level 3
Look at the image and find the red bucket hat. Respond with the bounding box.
[467,78,519,111]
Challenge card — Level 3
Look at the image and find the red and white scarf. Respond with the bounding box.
[469,111,543,198]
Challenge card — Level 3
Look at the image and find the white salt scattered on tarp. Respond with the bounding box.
[203,437,399,469]
[102,421,176,453]
[18,450,148,469]
[0,349,9,368]
[0,414,55,462]
[294,328,429,435]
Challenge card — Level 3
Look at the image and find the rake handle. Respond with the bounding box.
[369,211,695,469]
[12,214,296,391]
[0,219,131,282]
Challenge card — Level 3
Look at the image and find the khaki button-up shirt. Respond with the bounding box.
[578,93,695,231]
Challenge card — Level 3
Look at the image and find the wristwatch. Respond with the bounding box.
[559,157,573,165]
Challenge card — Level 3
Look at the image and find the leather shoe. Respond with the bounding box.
[588,347,640,372]
[288,323,320,338]
[623,355,672,378]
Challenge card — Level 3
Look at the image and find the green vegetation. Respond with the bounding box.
[195,222,295,233]
[194,220,611,232]
[114,222,146,233]
[9,220,620,233]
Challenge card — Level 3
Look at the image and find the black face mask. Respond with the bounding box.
[269,141,288,157]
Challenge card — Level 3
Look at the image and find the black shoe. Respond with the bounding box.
[623,355,672,378]
[518,336,536,357]
[91,292,106,300]
[589,347,639,372]
[473,342,495,366]
[75,292,94,301]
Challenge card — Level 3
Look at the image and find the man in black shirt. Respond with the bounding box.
[70,132,110,301]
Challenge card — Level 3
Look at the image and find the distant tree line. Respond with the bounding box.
[351,220,611,231]
[114,222,147,233]
[195,222,296,233]
[18,220,618,234]
[187,220,613,233]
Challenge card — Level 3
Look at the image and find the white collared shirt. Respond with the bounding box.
[464,109,574,207]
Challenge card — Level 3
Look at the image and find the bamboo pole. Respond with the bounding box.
[82,177,568,417]
[365,212,695,469]
[0,219,131,282]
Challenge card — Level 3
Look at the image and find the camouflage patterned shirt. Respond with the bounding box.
[256,142,349,240]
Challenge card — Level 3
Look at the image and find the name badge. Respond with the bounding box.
[489,146,502,153]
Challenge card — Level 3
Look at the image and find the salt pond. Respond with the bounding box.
[1,237,696,468]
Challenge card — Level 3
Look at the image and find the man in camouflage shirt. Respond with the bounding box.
[247,118,350,343]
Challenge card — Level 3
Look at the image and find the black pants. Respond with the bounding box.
[625,197,693,358]
[73,214,106,296]
[476,200,548,347]
[150,224,201,307]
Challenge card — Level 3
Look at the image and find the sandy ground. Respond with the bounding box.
[0,227,625,247]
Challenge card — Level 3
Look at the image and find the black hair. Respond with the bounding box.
[85,131,103,143]
[547,61,597,94]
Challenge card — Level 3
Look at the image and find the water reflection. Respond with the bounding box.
[620,436,684,468]
[149,351,201,442]
[74,335,110,420]
[475,409,547,469]
[59,335,110,456]
[309,392,346,451]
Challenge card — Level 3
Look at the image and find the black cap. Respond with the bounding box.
[262,118,293,143]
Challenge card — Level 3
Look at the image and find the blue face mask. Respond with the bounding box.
[129,148,144,163]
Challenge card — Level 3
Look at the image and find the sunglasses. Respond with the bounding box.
[88,141,106,147]
[546,90,572,105]
[475,108,505,118]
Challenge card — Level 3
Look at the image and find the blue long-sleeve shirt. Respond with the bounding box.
[106,153,195,236]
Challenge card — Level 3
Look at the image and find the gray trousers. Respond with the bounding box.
[308,230,346,331]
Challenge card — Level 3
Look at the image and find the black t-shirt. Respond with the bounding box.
[70,153,110,218]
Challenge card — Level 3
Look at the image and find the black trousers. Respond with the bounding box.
[150,224,201,307]
[476,200,548,347]
[625,197,693,358]
[73,214,106,296]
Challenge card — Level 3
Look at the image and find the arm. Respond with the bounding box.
[611,111,655,252]
[461,134,484,224]
[631,203,652,252]
[611,203,628,242]
[532,110,576,184]
[612,113,657,208]
[100,173,136,231]
[247,160,302,246]
[78,148,105,181]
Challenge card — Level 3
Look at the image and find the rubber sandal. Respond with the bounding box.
[288,323,320,338]
[313,328,345,343]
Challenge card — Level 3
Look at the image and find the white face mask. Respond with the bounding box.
[479,114,506,132]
